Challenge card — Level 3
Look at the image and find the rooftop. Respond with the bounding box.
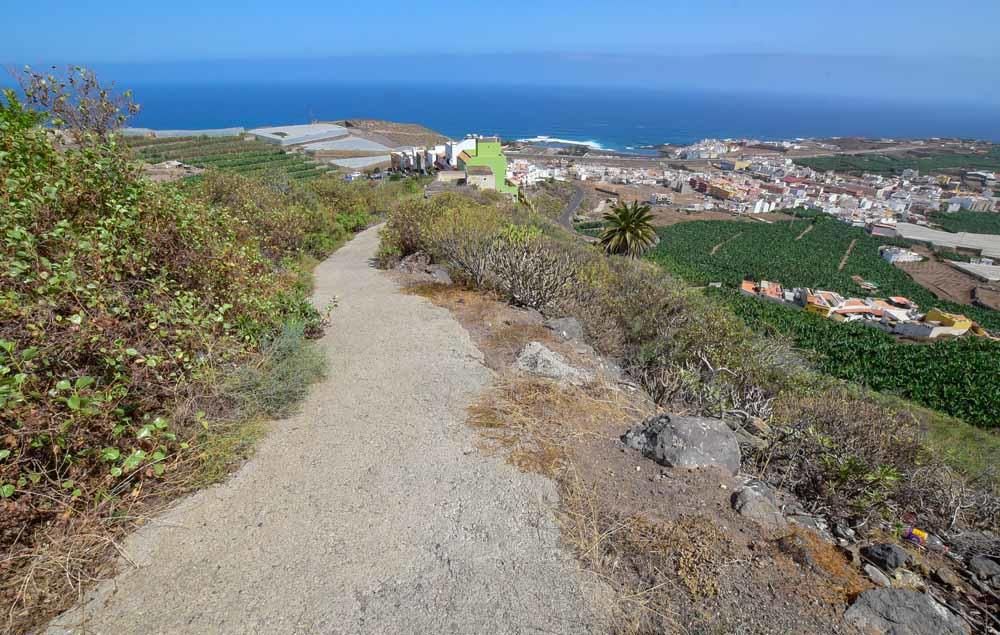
[249,123,349,146]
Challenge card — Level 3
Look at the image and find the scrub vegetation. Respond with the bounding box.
[0,70,420,632]
[377,191,999,532]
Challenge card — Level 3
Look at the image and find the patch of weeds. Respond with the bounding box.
[189,418,269,487]
[223,321,326,420]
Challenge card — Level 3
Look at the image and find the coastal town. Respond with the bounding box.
[129,121,1000,338]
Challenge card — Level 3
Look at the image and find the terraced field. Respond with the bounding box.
[125,135,332,180]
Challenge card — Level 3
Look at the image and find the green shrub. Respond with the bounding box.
[0,90,366,552]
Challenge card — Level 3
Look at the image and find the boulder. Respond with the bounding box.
[397,251,431,273]
[968,555,1000,581]
[844,589,970,635]
[621,414,741,476]
[864,564,892,587]
[544,316,585,342]
[862,543,910,573]
[731,486,786,530]
[515,342,593,385]
[425,264,453,285]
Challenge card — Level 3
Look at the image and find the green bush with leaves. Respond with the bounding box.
[0,88,381,555]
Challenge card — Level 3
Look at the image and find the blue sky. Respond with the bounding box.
[5,0,1000,61]
[3,1,999,105]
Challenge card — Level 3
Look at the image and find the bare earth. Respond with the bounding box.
[47,226,602,634]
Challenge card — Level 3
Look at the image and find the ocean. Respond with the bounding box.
[98,82,1000,149]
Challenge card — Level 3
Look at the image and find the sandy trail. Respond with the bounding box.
[48,226,600,634]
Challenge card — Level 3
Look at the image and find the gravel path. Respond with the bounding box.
[47,226,602,634]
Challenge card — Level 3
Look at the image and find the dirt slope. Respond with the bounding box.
[47,226,602,634]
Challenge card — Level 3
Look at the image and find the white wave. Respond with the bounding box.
[517,135,604,150]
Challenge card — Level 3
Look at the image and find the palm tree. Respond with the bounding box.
[599,200,657,258]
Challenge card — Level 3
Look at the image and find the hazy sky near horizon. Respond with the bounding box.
[6,0,1000,61]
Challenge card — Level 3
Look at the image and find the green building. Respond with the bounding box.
[457,137,518,195]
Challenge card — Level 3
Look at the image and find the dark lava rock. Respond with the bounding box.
[844,588,969,635]
[621,414,741,475]
[862,543,910,573]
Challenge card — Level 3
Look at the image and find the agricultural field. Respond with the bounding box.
[714,290,999,428]
[795,145,1000,175]
[124,135,332,180]
[647,217,1000,428]
[648,216,1000,331]
[934,210,1000,235]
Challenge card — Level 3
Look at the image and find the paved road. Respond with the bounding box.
[558,185,586,231]
[48,226,602,634]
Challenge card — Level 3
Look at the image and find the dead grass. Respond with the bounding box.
[559,473,741,634]
[774,527,870,604]
[0,414,272,634]
[469,375,646,477]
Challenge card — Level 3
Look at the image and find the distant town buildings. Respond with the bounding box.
[456,137,518,195]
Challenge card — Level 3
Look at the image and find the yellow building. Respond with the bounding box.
[708,183,736,200]
[924,308,972,331]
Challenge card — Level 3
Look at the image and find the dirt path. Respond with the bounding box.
[838,239,857,271]
[710,231,743,255]
[794,224,814,241]
[47,226,601,634]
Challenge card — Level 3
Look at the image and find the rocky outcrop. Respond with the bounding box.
[731,482,785,530]
[621,414,741,475]
[844,589,970,635]
[515,341,593,385]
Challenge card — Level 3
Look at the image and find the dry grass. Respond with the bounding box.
[468,375,646,477]
[559,473,740,634]
[1,414,273,634]
[774,527,870,604]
